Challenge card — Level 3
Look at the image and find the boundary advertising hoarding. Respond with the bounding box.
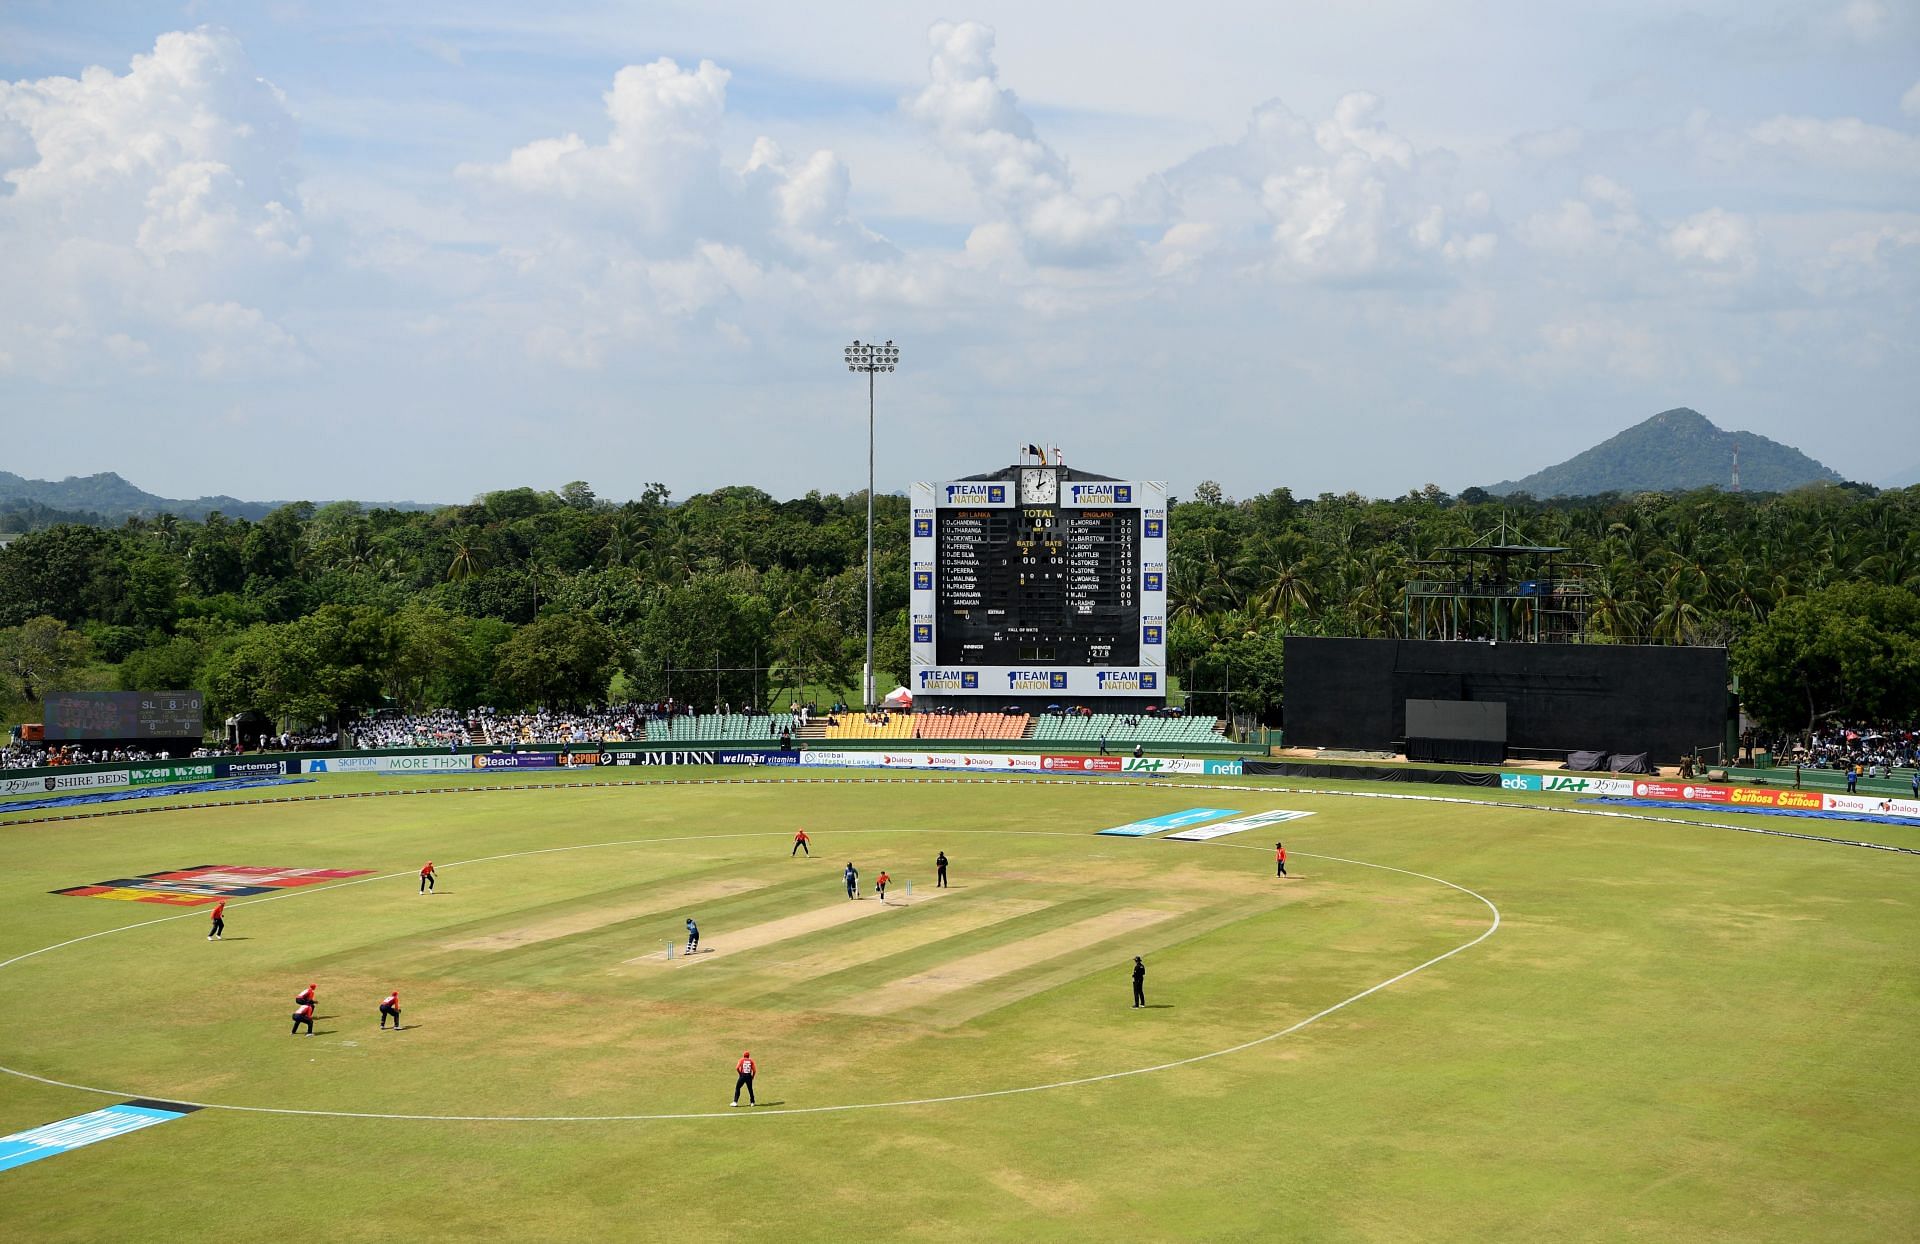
[128,763,217,786]
[1500,774,1635,795]
[303,755,474,774]
[598,750,797,766]
[216,759,289,779]
[0,770,132,796]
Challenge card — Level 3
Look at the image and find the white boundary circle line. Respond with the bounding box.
[0,805,1499,1122]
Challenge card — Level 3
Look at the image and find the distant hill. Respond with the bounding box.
[1881,462,1920,490]
[1486,408,1846,498]
[0,470,443,528]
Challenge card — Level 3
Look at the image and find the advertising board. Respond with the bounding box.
[304,755,473,774]
[1040,755,1124,773]
[799,750,880,769]
[1165,810,1314,841]
[0,770,132,795]
[472,753,558,770]
[1821,793,1920,818]
[216,759,288,778]
[1096,807,1241,837]
[128,763,217,786]
[1502,773,1634,795]
[596,749,791,767]
[1725,786,1825,811]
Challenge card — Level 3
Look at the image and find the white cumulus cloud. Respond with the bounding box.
[454,54,904,364]
[1161,91,1496,282]
[907,21,1128,268]
[1747,114,1920,173]
[1664,208,1757,272]
[0,28,309,379]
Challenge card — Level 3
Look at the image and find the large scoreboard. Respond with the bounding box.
[910,466,1167,698]
[43,691,205,740]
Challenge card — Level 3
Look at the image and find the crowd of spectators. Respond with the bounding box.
[350,705,659,749]
[1760,724,1919,776]
[3,742,173,769]
[5,695,1217,770]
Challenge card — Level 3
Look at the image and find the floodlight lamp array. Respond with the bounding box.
[845,339,899,373]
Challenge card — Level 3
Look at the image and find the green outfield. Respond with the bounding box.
[1,773,1915,1242]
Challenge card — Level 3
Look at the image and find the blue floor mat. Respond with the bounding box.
[0,776,310,813]
[1585,796,1918,828]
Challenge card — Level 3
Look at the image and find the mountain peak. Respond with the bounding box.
[0,471,445,527]
[1646,407,1717,432]
[1487,408,1843,498]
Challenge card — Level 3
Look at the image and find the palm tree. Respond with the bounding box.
[1650,565,1704,644]
[1237,533,1321,623]
[601,514,647,569]
[149,513,182,552]
[447,538,483,582]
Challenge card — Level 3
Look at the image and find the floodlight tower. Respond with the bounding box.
[844,338,899,708]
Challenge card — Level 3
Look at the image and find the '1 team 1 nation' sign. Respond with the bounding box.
[909,465,1168,697]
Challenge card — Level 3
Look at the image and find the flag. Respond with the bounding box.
[1024,443,1046,464]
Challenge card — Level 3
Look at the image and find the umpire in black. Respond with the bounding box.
[1131,956,1146,1008]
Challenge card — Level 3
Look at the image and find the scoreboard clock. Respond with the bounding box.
[1019,467,1059,505]
[909,465,1168,698]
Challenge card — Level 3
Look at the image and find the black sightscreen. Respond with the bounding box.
[1284,638,1727,764]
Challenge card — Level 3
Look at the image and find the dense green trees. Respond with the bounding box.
[0,617,91,704]
[0,476,1914,734]
[1731,583,1920,735]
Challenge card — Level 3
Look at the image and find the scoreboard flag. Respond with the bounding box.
[1097,808,1242,837]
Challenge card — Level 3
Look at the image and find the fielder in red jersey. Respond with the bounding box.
[792,829,810,857]
[294,982,316,1006]
[291,1002,314,1036]
[207,900,226,940]
[420,861,436,894]
[732,1051,757,1106]
[379,991,401,1030]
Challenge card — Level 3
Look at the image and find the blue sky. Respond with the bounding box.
[2,1,1916,502]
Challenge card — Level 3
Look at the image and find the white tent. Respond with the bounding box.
[882,686,913,708]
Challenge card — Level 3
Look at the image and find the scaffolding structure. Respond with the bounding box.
[1403,523,1594,643]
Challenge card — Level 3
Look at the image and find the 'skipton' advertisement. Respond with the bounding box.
[303,755,472,774]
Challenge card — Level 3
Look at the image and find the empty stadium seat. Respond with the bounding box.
[645,714,798,743]
[1028,713,1223,746]
[820,714,914,740]
[912,713,1030,740]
